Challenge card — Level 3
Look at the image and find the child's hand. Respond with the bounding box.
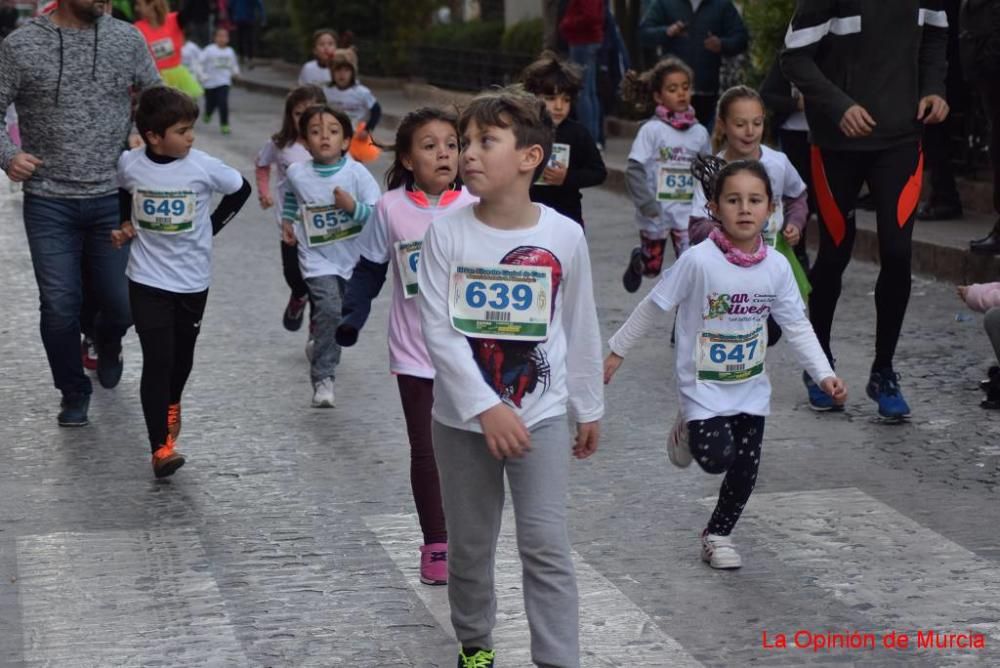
[603,353,623,384]
[542,163,568,186]
[333,187,356,215]
[573,421,600,459]
[479,403,531,460]
[259,194,274,209]
[110,221,136,248]
[957,285,969,302]
[281,220,297,246]
[782,225,801,246]
[819,376,847,405]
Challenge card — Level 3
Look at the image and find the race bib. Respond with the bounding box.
[301,204,362,247]
[535,142,571,186]
[762,200,785,247]
[212,57,231,70]
[395,239,422,299]
[151,38,175,61]
[449,264,552,341]
[696,326,766,383]
[657,165,695,201]
[134,189,196,234]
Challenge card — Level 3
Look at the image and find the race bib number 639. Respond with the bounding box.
[449,264,552,341]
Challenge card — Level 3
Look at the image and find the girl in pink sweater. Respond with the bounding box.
[958,280,1000,408]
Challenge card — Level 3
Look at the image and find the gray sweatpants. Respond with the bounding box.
[432,416,579,668]
[987,307,1000,363]
[304,274,345,384]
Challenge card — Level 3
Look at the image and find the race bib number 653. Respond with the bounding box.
[449,264,552,341]
[301,204,362,247]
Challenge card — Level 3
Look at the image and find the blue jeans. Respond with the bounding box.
[23,193,132,397]
[568,42,602,143]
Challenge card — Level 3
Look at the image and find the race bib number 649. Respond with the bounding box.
[133,189,196,234]
[449,264,552,341]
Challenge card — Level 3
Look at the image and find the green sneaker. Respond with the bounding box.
[457,648,495,668]
[203,112,212,124]
[221,124,231,135]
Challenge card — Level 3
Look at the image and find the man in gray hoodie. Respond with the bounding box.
[0,0,160,427]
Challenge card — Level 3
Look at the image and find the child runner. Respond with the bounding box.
[281,104,380,407]
[621,57,711,293]
[688,86,810,352]
[134,0,204,99]
[605,159,846,569]
[336,107,477,586]
[417,88,603,668]
[522,51,607,227]
[298,28,337,87]
[181,35,204,86]
[256,85,326,332]
[111,86,251,478]
[199,27,240,135]
[324,48,382,163]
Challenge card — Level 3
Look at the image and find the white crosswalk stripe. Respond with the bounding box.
[365,512,705,667]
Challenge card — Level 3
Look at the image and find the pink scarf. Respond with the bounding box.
[655,105,697,130]
[709,227,767,267]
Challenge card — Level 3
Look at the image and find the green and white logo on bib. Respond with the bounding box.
[134,189,196,234]
[449,264,552,341]
[657,164,695,201]
[301,203,362,247]
[696,325,766,382]
[395,239,422,298]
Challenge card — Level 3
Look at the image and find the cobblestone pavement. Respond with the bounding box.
[1,88,998,667]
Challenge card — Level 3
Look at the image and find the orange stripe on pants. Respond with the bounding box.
[896,147,924,228]
[810,146,846,247]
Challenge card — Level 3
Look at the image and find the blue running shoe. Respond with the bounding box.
[802,370,841,411]
[866,369,911,419]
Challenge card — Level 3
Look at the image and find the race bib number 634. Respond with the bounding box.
[449,264,552,341]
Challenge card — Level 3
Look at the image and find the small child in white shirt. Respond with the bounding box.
[298,28,337,86]
[199,26,240,134]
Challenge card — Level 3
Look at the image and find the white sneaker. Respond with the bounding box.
[667,411,692,468]
[701,530,742,569]
[305,337,315,362]
[311,377,335,408]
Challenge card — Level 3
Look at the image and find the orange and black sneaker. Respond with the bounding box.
[152,436,185,479]
[167,403,182,441]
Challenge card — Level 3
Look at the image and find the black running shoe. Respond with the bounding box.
[58,393,90,427]
[283,293,308,331]
[622,247,643,293]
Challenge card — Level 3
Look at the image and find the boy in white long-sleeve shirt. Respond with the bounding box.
[417,88,604,668]
[199,27,240,134]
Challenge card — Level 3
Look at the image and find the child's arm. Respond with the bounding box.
[280,189,300,245]
[336,199,391,347]
[770,261,847,403]
[959,282,1000,313]
[110,188,137,248]
[562,235,605,458]
[210,177,252,235]
[563,125,607,190]
[625,159,660,219]
[255,165,272,207]
[366,101,382,133]
[781,192,808,246]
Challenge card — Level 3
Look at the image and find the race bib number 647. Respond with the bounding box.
[449,264,552,341]
[696,326,766,383]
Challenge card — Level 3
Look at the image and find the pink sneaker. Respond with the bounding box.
[419,543,448,585]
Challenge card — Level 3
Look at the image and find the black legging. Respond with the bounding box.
[809,142,922,371]
[280,241,308,299]
[130,281,208,452]
[687,413,765,536]
[204,85,230,126]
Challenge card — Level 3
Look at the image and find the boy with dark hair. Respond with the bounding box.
[523,51,607,227]
[417,87,604,668]
[112,86,251,477]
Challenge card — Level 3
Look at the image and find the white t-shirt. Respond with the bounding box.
[628,116,711,235]
[609,240,832,421]
[298,59,331,87]
[417,203,605,432]
[118,148,244,293]
[323,83,377,127]
[285,159,382,280]
[689,145,807,246]
[199,44,240,89]
[256,140,311,228]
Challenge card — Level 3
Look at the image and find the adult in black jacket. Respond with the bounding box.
[964,0,1000,254]
[781,1,949,420]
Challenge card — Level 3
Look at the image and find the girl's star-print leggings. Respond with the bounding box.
[687,413,765,536]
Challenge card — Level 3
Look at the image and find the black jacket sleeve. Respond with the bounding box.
[335,256,389,346]
[367,102,382,133]
[210,177,252,235]
[563,122,607,190]
[760,59,798,130]
[119,188,133,223]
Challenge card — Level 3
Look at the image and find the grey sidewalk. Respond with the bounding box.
[235,61,1000,284]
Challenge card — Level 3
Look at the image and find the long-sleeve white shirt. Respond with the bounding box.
[417,203,604,432]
